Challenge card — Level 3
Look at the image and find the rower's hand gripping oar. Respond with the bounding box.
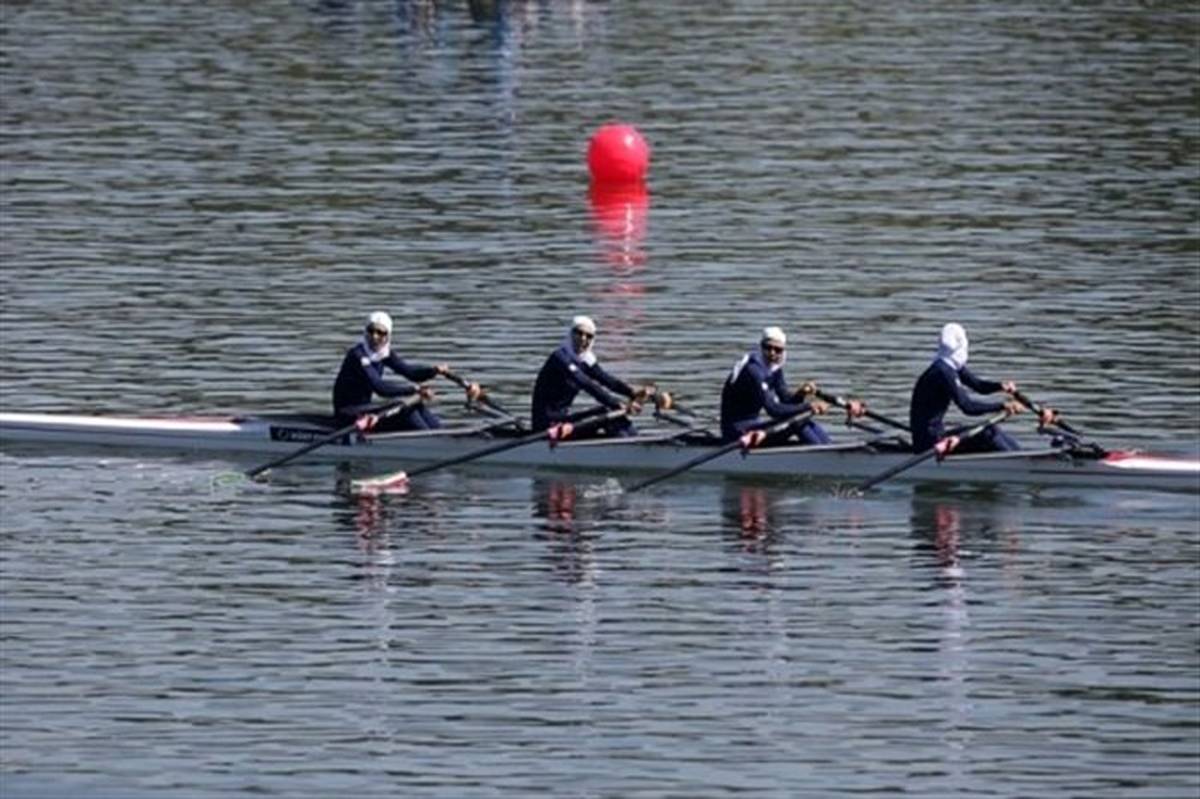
[1011,389,1078,436]
[813,388,910,433]
[853,409,1011,494]
[441,371,518,421]
[245,394,423,480]
[626,410,815,494]
[643,387,718,434]
[350,406,630,493]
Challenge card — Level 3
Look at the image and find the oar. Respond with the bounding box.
[854,410,1010,493]
[443,371,517,421]
[636,384,707,420]
[245,394,422,479]
[814,389,910,432]
[626,410,815,494]
[654,408,706,430]
[350,407,630,492]
[660,398,707,420]
[645,389,719,430]
[847,418,887,436]
[1012,389,1080,436]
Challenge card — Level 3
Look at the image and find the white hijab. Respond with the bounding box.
[937,323,969,370]
[562,318,597,366]
[359,334,390,364]
[730,328,786,382]
[359,311,393,364]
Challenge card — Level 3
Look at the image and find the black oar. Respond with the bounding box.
[847,419,887,436]
[854,410,1009,493]
[654,408,708,430]
[443,371,518,421]
[351,407,630,492]
[660,398,707,420]
[814,389,910,432]
[626,410,814,494]
[646,390,719,431]
[636,384,707,421]
[1012,389,1080,436]
[245,394,422,479]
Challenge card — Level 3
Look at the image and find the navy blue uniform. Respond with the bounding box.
[909,360,1017,452]
[719,351,830,445]
[332,342,441,430]
[530,345,636,437]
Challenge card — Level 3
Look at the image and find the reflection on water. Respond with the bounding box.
[531,477,598,586]
[910,493,977,788]
[588,182,650,280]
[722,482,776,553]
[909,485,1026,585]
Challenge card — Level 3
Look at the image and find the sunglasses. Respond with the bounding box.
[367,327,389,337]
[762,344,785,355]
[573,330,595,341]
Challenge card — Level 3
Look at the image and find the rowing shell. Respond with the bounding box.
[1,411,1197,492]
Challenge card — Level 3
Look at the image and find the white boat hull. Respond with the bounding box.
[1,411,1198,492]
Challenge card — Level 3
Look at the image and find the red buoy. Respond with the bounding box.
[587,124,650,186]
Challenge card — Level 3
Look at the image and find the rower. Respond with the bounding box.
[909,323,1054,454]
[332,311,481,431]
[719,326,866,446]
[530,315,652,440]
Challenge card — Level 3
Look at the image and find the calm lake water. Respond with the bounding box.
[2,1,1198,797]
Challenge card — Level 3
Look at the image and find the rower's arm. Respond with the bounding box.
[384,353,439,384]
[587,361,636,401]
[360,367,418,399]
[959,365,1004,395]
[571,370,624,410]
[762,369,806,419]
[950,369,1007,416]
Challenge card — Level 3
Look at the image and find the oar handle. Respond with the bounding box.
[855,410,1009,493]
[665,403,721,429]
[1013,390,1080,435]
[444,370,517,420]
[637,385,709,421]
[814,389,911,433]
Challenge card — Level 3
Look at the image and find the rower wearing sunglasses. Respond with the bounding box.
[332,311,481,431]
[720,326,864,446]
[530,315,654,440]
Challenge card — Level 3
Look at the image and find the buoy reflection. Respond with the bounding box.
[588,182,649,278]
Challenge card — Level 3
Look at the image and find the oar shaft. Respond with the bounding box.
[855,410,1009,492]
[639,386,712,423]
[444,371,516,419]
[653,409,701,429]
[815,390,910,432]
[627,439,742,493]
[1013,390,1079,435]
[404,407,628,480]
[855,449,940,493]
[246,395,420,478]
[627,410,813,493]
[664,400,706,419]
[404,429,545,479]
[246,425,355,478]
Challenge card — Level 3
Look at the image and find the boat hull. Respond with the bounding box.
[2,411,1198,492]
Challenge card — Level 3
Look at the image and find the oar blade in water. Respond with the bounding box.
[350,470,410,495]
